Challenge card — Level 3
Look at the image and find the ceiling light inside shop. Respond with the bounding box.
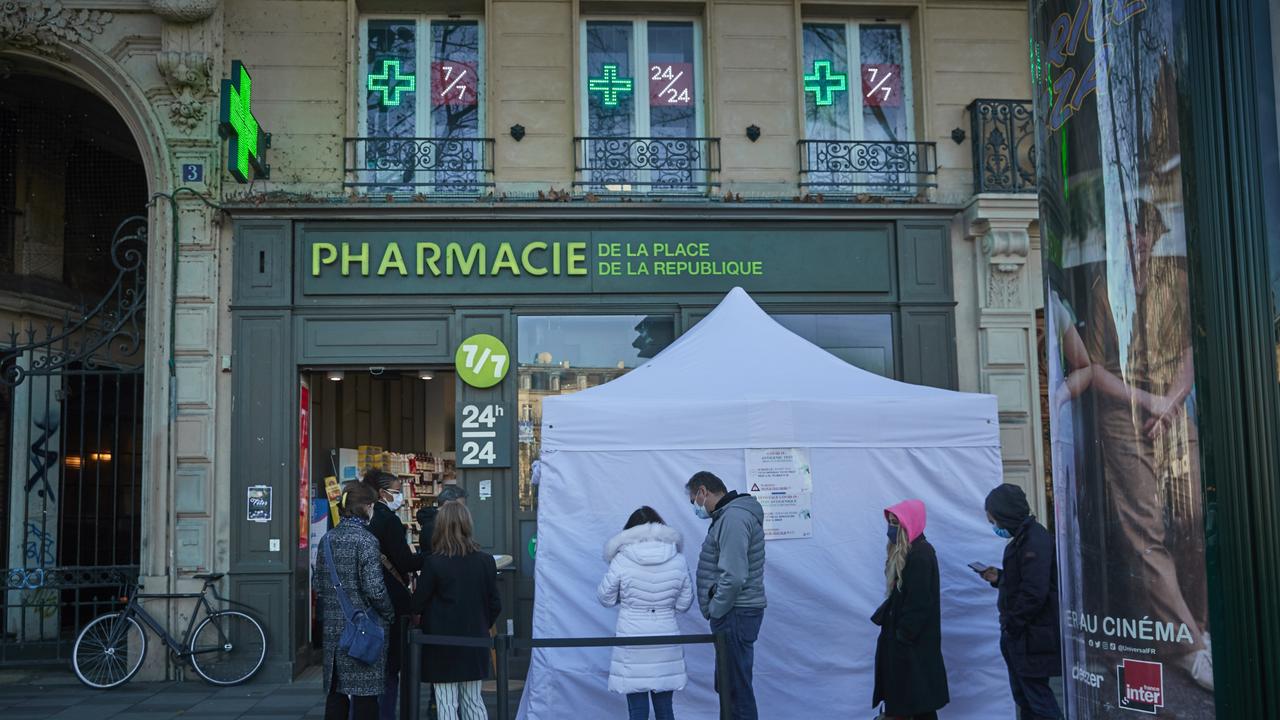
[419,370,435,381]
[65,456,83,470]
[327,370,345,382]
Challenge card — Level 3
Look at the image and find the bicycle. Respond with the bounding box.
[71,572,267,689]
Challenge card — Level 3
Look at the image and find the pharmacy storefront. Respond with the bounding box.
[226,210,959,678]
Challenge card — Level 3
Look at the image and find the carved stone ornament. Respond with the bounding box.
[986,271,1021,309]
[981,228,1031,274]
[0,1,112,58]
[148,0,219,24]
[157,50,212,132]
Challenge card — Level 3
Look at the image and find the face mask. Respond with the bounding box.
[992,524,1012,539]
[692,493,711,520]
[887,525,900,543]
[385,491,404,512]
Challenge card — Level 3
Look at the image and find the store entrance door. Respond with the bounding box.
[301,367,458,652]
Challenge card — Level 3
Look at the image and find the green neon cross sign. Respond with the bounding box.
[803,60,848,107]
[368,59,416,107]
[218,60,270,183]
[588,64,633,107]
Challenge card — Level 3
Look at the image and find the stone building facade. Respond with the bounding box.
[1,0,1041,680]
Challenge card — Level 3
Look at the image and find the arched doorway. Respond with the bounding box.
[0,62,149,665]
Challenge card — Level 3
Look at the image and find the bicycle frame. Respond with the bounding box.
[121,580,257,660]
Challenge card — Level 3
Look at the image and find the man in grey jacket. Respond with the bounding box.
[687,471,766,720]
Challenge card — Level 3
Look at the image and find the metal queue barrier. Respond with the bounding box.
[402,630,734,720]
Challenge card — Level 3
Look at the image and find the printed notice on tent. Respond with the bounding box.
[745,448,813,540]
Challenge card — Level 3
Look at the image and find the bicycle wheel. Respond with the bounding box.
[72,612,147,689]
[189,610,267,685]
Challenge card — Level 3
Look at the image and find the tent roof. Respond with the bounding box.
[540,287,1000,451]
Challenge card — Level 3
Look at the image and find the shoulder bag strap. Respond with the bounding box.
[323,534,359,620]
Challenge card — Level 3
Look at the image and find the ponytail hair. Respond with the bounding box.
[338,480,377,519]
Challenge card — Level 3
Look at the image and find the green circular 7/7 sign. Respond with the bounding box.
[456,334,510,388]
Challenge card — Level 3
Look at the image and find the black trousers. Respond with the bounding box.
[326,667,379,720]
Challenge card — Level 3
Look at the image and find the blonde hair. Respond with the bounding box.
[431,502,481,557]
[885,526,911,597]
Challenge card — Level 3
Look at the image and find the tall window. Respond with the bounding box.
[579,19,705,191]
[582,20,701,138]
[802,21,912,142]
[800,21,918,193]
[359,17,484,192]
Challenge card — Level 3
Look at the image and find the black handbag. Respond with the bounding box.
[323,534,386,665]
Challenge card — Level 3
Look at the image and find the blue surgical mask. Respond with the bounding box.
[992,524,1013,539]
[692,492,711,520]
[887,525,900,543]
[385,491,404,512]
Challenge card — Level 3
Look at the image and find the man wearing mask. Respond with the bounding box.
[363,470,423,720]
[981,483,1063,720]
[687,471,766,720]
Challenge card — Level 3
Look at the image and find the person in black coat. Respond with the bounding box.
[413,501,501,719]
[872,499,949,720]
[363,470,424,720]
[983,483,1064,720]
[415,483,469,555]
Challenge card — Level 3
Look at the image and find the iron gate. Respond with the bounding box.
[0,215,147,664]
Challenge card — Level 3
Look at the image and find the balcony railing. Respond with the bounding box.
[344,137,494,195]
[797,140,938,196]
[574,136,720,195]
[969,99,1036,194]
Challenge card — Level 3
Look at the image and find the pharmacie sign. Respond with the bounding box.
[298,224,893,295]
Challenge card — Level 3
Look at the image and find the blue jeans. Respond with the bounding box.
[626,691,674,720]
[709,607,763,720]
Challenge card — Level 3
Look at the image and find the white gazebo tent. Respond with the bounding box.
[517,288,1015,719]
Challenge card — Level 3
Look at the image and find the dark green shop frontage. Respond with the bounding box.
[228,215,959,679]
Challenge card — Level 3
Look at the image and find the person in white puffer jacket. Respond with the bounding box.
[597,506,695,720]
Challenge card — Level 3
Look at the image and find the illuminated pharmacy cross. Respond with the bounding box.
[588,64,633,107]
[368,59,417,107]
[804,60,848,107]
[219,60,269,183]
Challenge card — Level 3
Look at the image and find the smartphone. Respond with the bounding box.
[968,561,990,573]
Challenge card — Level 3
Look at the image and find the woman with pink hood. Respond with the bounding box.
[871,499,950,720]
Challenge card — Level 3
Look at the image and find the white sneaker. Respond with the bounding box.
[1182,648,1214,692]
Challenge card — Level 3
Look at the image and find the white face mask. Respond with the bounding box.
[384,491,404,512]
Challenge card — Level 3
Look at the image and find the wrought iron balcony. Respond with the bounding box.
[574,137,720,194]
[797,140,938,196]
[969,99,1036,194]
[344,137,494,195]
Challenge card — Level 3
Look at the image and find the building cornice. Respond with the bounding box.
[219,201,967,222]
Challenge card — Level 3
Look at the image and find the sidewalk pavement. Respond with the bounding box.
[0,667,520,719]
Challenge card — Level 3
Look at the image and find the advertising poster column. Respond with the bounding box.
[1032,0,1216,716]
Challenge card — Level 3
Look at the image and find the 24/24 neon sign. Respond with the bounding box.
[649,64,693,106]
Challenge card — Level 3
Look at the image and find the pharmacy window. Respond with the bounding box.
[581,19,703,138]
[801,21,913,142]
[799,21,930,195]
[577,19,712,192]
[355,17,488,193]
